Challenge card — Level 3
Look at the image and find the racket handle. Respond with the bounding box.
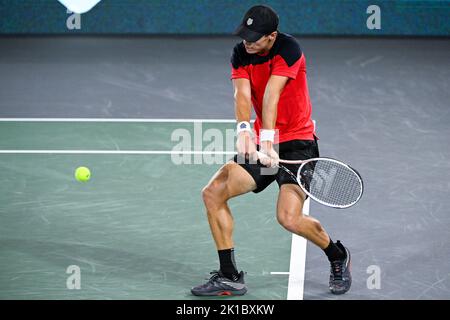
[256,151,267,160]
[256,151,305,165]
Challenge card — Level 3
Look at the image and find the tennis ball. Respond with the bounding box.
[75,166,91,182]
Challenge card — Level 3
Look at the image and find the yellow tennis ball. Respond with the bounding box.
[75,166,91,182]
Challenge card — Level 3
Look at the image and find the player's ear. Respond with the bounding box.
[268,31,278,41]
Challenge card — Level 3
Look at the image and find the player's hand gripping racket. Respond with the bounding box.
[257,151,363,208]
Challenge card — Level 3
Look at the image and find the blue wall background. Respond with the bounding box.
[0,0,449,36]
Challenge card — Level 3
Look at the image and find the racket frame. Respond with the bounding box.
[257,152,363,208]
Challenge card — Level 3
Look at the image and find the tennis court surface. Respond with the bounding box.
[1,36,449,300]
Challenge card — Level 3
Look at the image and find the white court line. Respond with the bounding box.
[0,118,254,123]
[287,198,309,300]
[270,272,290,275]
[0,117,251,155]
[269,199,309,300]
[0,150,237,155]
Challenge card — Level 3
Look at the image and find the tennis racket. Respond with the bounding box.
[257,151,363,209]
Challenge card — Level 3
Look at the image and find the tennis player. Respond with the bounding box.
[192,5,351,296]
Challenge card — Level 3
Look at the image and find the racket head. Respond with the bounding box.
[297,157,363,209]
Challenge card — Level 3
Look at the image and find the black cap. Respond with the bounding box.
[233,5,279,42]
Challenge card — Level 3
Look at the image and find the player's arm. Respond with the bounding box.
[260,75,289,166]
[233,78,257,160]
[233,78,252,122]
[262,74,289,130]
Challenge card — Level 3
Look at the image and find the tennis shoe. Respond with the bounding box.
[329,241,352,295]
[191,270,247,296]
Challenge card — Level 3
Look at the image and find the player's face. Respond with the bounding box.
[243,32,277,54]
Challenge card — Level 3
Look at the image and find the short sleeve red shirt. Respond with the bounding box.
[231,33,316,144]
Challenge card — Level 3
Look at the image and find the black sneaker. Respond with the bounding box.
[329,241,352,295]
[191,270,247,296]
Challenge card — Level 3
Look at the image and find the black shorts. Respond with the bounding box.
[232,137,320,193]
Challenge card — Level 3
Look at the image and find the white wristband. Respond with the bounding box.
[260,129,275,142]
[236,121,251,134]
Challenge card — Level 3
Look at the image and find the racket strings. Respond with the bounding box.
[301,160,362,207]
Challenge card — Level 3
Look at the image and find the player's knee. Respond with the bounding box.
[201,181,226,209]
[309,218,324,234]
[277,210,300,233]
[201,185,214,206]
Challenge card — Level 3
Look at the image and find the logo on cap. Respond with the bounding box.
[246,18,253,26]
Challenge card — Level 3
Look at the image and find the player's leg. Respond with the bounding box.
[275,139,332,247]
[276,137,351,294]
[276,184,330,247]
[276,184,352,294]
[192,157,276,296]
[191,161,256,296]
[277,184,330,249]
[202,161,256,251]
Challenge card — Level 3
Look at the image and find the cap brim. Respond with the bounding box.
[233,24,264,42]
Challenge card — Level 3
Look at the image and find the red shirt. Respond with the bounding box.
[231,33,315,144]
